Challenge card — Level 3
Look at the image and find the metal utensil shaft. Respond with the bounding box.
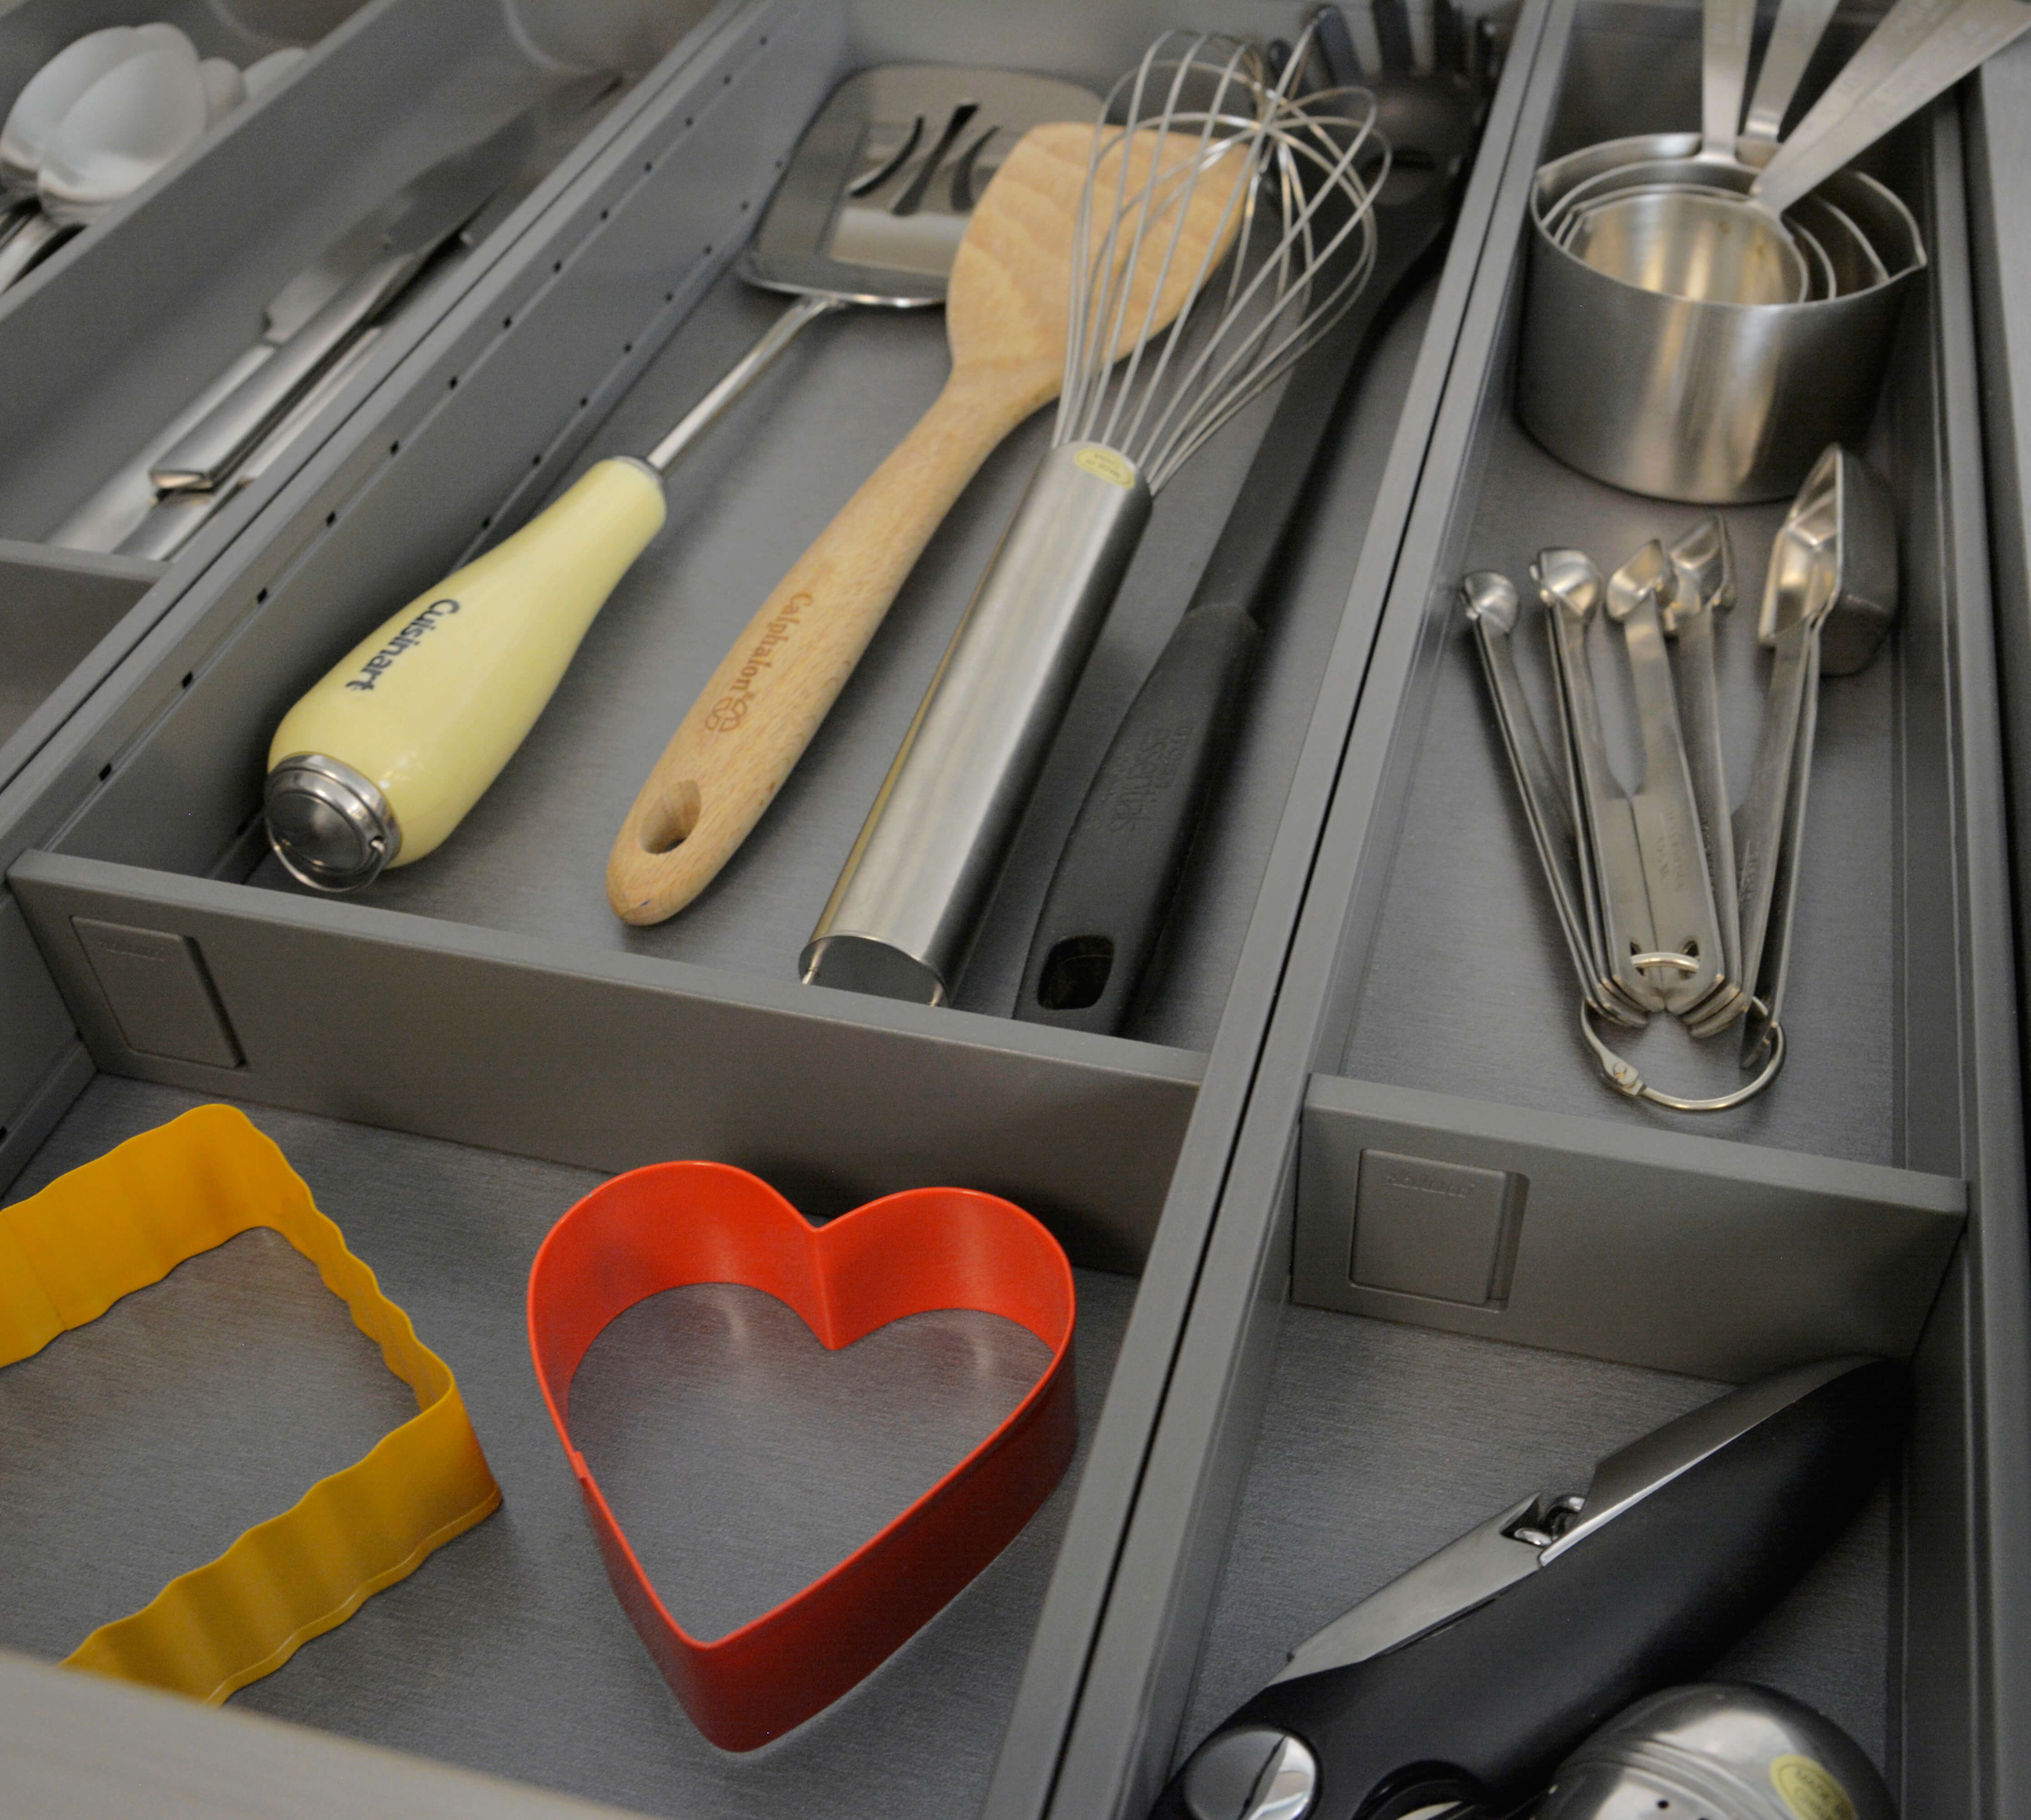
[647,293,846,473]
[1732,607,1816,1000]
[1703,0,1757,156]
[152,252,414,491]
[1672,600,1746,1033]
[1467,587,1639,1025]
[1739,0,1843,157]
[1741,634,1820,1065]
[1616,570,1727,1015]
[1544,589,1664,1011]
[1756,0,2031,216]
[802,444,1151,1002]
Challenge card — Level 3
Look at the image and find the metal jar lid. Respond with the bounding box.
[1536,1684,1894,1820]
[263,753,401,893]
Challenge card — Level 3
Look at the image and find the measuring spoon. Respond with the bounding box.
[1536,548,1665,1013]
[1607,540,1728,1017]
[1465,572,1642,1026]
[1665,517,1748,1036]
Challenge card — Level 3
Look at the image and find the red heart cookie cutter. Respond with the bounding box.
[526,1163,1077,1750]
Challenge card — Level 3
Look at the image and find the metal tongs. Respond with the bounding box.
[1466,447,1895,1111]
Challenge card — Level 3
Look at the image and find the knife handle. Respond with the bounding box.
[152,251,411,492]
[1152,1358,1904,1820]
[1015,605,1259,1031]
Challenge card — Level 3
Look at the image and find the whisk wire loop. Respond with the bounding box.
[1069,34,1262,460]
[1137,101,1383,481]
[1056,26,1388,493]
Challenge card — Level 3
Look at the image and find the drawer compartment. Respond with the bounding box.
[1037,1,2030,1816]
[0,0,684,795]
[0,0,1546,1814]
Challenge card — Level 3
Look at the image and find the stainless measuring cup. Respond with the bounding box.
[1517,133,1924,502]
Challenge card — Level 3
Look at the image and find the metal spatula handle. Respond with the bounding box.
[644,293,846,473]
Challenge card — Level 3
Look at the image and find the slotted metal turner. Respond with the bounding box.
[644,64,1100,473]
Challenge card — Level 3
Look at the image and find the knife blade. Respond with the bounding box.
[1150,1356,1904,1820]
[147,105,541,494]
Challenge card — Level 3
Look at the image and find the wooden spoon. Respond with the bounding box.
[606,119,1246,926]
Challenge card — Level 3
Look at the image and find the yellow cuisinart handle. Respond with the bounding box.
[264,457,666,891]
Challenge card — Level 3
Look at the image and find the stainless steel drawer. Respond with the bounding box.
[1036,2,2030,1816]
[0,0,1538,1813]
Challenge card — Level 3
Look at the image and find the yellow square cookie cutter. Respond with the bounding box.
[0,1103,500,1702]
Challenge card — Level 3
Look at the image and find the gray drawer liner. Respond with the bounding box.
[0,0,1586,1814]
[232,270,1439,1045]
[1176,1308,1894,1767]
[0,0,706,801]
[1030,0,2031,1816]
[1,1076,1134,1820]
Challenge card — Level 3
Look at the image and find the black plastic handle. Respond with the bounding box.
[1014,56,1481,1032]
[1151,1358,1906,1820]
[1016,606,1262,1030]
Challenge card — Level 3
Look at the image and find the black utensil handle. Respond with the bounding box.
[1015,67,1475,1031]
[1151,1359,1905,1820]
[1016,606,1261,1031]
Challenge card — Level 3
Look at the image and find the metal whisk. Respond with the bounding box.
[803,28,1386,1005]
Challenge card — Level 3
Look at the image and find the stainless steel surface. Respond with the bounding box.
[803,444,1152,1002]
[1465,572,1637,1024]
[1536,549,1663,1013]
[1176,1729,1318,1820]
[1735,447,1899,1062]
[1666,517,1746,1037]
[1702,0,1756,158]
[1605,541,1726,1015]
[1761,0,2031,217]
[649,65,1101,476]
[1539,148,1747,238]
[1540,1359,1861,1562]
[110,326,387,560]
[262,751,401,892]
[1565,185,1804,303]
[1740,636,1817,1067]
[1731,565,1824,1028]
[1536,1683,1897,1820]
[1757,444,1901,675]
[807,31,1388,1002]
[1268,1495,1545,1682]
[149,110,541,493]
[644,291,844,472]
[1785,191,1888,293]
[1518,137,1924,502]
[1739,0,1843,160]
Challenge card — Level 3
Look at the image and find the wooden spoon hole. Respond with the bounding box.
[640,778,702,855]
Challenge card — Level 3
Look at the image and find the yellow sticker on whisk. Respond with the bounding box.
[1073,445,1139,489]
[1771,1755,1858,1820]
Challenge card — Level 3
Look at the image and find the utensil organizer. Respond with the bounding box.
[3,0,2027,1815]
[1037,4,2030,1819]
[0,0,692,801]
[0,0,1547,1814]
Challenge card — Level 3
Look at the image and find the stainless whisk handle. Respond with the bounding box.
[802,442,1152,1004]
